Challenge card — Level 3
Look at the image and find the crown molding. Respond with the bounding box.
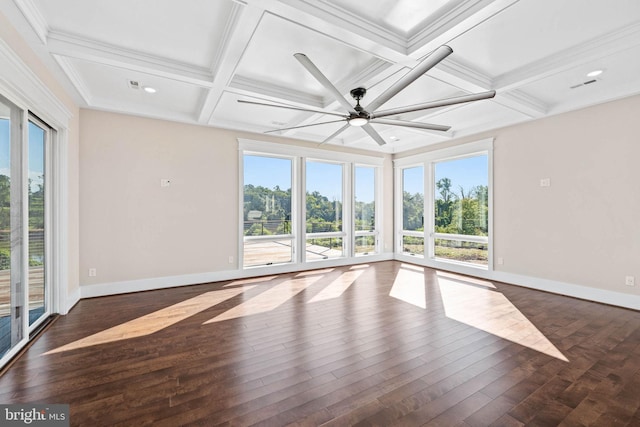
[47,30,214,87]
[0,37,72,125]
[52,54,92,106]
[12,0,48,44]
[497,89,547,118]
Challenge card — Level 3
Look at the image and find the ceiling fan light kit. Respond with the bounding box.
[239,45,496,146]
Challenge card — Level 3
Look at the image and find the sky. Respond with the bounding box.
[244,155,375,202]
[404,155,488,197]
[0,120,46,191]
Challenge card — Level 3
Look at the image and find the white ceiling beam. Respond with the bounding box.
[260,0,409,59]
[46,30,214,88]
[198,2,265,123]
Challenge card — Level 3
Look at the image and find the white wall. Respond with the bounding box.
[492,95,640,295]
[397,93,640,303]
[79,94,640,306]
[79,110,392,289]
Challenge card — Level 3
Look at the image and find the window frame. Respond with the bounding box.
[394,138,494,271]
[241,152,297,268]
[238,139,383,270]
[397,164,425,258]
[303,158,347,262]
[353,164,380,257]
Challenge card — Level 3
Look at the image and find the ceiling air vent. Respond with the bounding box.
[570,79,598,89]
[128,80,140,90]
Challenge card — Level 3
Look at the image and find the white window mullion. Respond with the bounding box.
[298,157,306,264]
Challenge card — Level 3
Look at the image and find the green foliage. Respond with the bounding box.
[403,191,424,231]
[355,201,375,231]
[0,247,9,270]
[433,182,488,237]
[243,184,351,236]
[0,175,46,272]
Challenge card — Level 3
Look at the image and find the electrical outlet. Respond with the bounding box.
[88,268,97,277]
[540,178,551,187]
[160,179,171,187]
[625,276,635,286]
[497,257,504,265]
[228,256,234,264]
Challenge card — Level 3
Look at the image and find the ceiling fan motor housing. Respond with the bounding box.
[350,87,367,101]
[350,87,369,120]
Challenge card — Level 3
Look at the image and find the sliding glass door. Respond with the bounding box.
[0,96,51,363]
[0,95,26,359]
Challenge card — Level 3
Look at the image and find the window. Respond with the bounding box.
[239,139,382,268]
[400,166,424,257]
[305,161,344,261]
[395,139,492,269]
[433,155,488,266]
[242,155,294,268]
[354,166,378,256]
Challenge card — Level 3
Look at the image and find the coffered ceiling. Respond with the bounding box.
[3,0,640,152]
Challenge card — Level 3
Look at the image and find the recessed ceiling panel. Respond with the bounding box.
[235,13,378,101]
[449,0,640,76]
[5,0,639,153]
[216,91,322,130]
[35,0,235,68]
[70,59,204,117]
[517,44,640,112]
[427,100,529,135]
[327,0,462,38]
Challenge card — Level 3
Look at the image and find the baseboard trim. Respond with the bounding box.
[492,270,640,311]
[80,253,394,299]
[78,253,638,310]
[394,253,640,310]
[62,288,81,315]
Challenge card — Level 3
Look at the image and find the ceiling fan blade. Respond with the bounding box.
[361,124,386,146]
[319,123,350,145]
[294,53,356,114]
[365,45,453,113]
[238,100,347,118]
[370,118,450,132]
[264,119,347,134]
[370,90,496,119]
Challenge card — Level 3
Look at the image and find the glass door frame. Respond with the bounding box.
[0,94,29,365]
[0,100,55,368]
[27,114,52,332]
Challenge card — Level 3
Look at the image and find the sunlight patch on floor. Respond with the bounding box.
[436,270,496,289]
[224,276,278,287]
[204,276,322,323]
[308,269,363,303]
[45,286,253,354]
[437,275,568,361]
[389,264,426,308]
[296,268,335,277]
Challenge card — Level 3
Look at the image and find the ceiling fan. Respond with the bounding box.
[238,45,496,146]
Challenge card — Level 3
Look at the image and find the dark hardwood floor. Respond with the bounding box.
[0,261,639,426]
